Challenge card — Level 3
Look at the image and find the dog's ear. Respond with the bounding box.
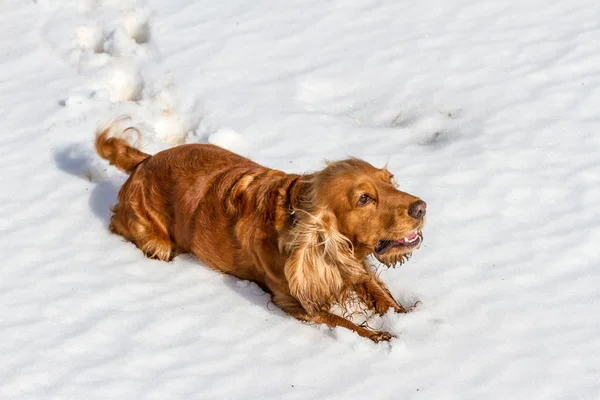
[284,208,364,314]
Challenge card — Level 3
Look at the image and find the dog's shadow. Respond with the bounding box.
[54,143,121,224]
[221,274,277,310]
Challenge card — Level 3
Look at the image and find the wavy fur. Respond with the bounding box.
[284,208,366,314]
[95,119,427,342]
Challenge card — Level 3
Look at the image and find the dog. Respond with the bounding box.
[95,121,426,342]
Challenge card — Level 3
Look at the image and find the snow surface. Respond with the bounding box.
[2,0,600,398]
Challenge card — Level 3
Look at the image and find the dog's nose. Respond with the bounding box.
[408,200,426,220]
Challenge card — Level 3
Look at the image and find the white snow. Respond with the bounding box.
[2,0,600,398]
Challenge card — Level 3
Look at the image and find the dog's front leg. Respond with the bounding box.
[356,275,407,314]
[272,292,394,343]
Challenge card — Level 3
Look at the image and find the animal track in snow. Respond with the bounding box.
[123,10,151,45]
[74,24,105,54]
[104,63,145,102]
[291,76,466,151]
[40,3,152,67]
[39,0,203,148]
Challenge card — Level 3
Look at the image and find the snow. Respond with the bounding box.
[2,0,600,398]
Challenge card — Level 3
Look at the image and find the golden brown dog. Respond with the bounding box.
[96,121,426,342]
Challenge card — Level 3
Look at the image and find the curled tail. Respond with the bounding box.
[95,123,151,174]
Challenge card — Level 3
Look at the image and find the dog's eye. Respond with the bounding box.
[357,194,371,206]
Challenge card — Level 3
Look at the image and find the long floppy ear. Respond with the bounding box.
[284,208,365,314]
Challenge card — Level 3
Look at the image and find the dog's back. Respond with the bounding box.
[96,125,297,288]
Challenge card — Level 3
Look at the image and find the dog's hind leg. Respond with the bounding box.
[110,205,175,261]
[109,185,175,262]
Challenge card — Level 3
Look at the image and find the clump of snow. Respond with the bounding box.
[208,127,248,154]
[75,24,104,54]
[104,62,144,102]
[123,10,151,45]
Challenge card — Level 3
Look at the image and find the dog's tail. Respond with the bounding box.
[95,122,151,174]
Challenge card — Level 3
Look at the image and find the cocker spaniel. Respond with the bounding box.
[95,121,426,342]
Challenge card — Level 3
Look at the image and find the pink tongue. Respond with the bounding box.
[402,231,418,242]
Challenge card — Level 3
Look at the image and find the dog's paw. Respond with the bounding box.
[407,300,422,312]
[368,330,395,343]
[393,304,407,313]
[395,300,422,313]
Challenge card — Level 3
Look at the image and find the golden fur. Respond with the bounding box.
[95,120,427,342]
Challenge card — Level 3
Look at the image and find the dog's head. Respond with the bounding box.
[284,158,426,312]
[307,158,426,267]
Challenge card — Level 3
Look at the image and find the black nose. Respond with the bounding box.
[408,200,426,220]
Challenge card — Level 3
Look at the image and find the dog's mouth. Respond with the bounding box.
[375,231,422,255]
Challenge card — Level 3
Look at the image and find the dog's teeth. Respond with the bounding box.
[402,234,418,243]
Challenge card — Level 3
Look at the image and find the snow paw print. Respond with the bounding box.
[103,63,145,102]
[124,10,152,45]
[387,108,462,147]
[75,24,105,55]
[40,3,153,68]
[39,0,204,149]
